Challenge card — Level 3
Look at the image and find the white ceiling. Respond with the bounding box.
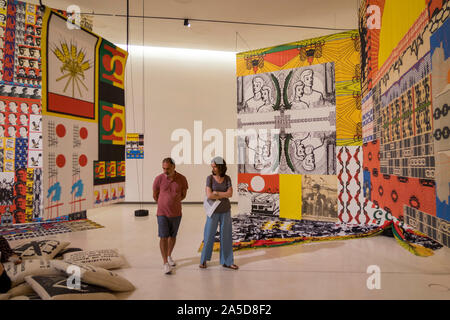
[28,0,360,52]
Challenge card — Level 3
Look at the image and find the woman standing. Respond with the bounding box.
[199,157,238,270]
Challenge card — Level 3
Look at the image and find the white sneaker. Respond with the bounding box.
[167,256,176,267]
[163,263,172,274]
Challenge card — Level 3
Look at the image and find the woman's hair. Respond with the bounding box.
[211,156,227,177]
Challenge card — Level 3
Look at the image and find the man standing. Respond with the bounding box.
[153,157,188,274]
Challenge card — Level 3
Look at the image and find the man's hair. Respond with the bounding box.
[312,184,321,190]
[162,157,175,165]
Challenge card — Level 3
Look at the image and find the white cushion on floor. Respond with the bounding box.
[52,260,135,292]
[3,259,61,287]
[0,293,10,300]
[9,294,42,300]
[63,249,125,269]
[54,248,84,260]
[7,282,35,298]
[25,275,116,300]
[13,240,70,260]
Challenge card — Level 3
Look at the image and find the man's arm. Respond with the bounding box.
[180,189,187,201]
[180,177,188,201]
[153,189,159,202]
[152,176,160,202]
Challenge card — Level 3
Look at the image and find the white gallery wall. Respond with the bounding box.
[122,45,238,202]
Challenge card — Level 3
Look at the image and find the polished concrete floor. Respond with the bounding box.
[9,203,450,300]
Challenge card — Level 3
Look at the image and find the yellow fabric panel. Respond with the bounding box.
[236,30,360,77]
[336,80,361,96]
[322,38,360,82]
[378,0,427,70]
[236,30,358,59]
[279,174,302,220]
[279,37,358,72]
[236,59,282,77]
[236,37,359,80]
[336,95,362,146]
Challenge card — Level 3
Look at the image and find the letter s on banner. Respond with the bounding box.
[366,5,381,30]
[366,265,381,290]
[66,5,81,30]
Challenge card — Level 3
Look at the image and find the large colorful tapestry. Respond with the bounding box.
[41,9,127,220]
[0,1,126,225]
[232,7,447,254]
[236,31,361,227]
[234,31,381,252]
[0,0,44,224]
[359,0,449,247]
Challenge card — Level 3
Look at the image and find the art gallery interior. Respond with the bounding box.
[0,0,449,301]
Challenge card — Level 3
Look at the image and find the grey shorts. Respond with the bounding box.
[157,216,182,238]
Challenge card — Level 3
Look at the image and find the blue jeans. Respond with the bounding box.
[200,211,234,266]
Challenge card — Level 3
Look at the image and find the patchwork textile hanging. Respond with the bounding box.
[230,0,449,255]
[0,1,127,225]
[40,8,127,221]
[359,0,449,247]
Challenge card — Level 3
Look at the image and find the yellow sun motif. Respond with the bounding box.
[52,41,92,98]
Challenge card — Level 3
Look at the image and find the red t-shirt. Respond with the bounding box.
[153,172,188,217]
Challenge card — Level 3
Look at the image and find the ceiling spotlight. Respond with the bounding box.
[184,19,190,27]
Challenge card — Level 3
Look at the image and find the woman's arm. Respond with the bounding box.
[214,187,233,199]
[206,187,221,200]
[206,176,233,199]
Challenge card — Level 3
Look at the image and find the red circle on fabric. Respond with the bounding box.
[56,124,66,138]
[80,127,88,139]
[56,154,66,168]
[79,155,88,167]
